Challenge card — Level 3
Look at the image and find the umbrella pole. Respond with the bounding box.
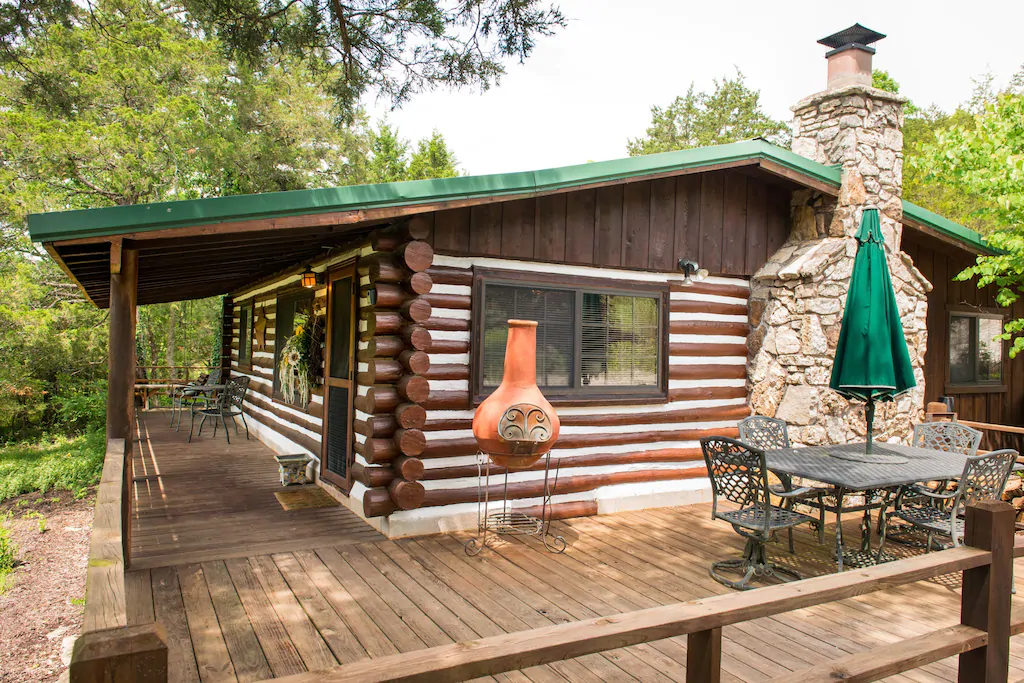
[865,397,875,455]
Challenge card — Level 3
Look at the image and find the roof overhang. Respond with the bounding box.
[28,139,994,307]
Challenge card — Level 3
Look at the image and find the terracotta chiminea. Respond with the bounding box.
[472,320,560,470]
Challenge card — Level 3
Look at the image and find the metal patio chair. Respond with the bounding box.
[189,376,250,444]
[738,415,827,546]
[876,449,1017,561]
[913,421,983,456]
[170,368,222,431]
[882,421,986,544]
[701,436,819,590]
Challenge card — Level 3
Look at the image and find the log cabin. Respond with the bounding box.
[27,27,1023,538]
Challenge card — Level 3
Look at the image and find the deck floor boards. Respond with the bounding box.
[126,413,1024,682]
[130,411,384,570]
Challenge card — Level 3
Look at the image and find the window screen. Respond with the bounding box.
[948,313,1003,386]
[477,277,665,401]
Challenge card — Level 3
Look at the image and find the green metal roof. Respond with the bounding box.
[26,138,992,254]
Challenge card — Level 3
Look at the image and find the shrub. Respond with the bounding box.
[0,430,105,501]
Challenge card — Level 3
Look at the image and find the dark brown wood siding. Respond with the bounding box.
[902,230,1024,426]
[427,170,792,277]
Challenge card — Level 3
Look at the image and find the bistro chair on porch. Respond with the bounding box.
[882,421,986,544]
[737,415,827,547]
[189,376,251,444]
[876,448,1017,561]
[170,368,222,431]
[701,436,820,590]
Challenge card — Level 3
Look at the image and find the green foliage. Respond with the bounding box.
[872,70,994,233]
[408,130,461,180]
[0,513,15,592]
[0,0,374,227]
[916,67,1024,356]
[627,70,790,156]
[0,429,105,501]
[177,0,565,120]
[369,122,462,182]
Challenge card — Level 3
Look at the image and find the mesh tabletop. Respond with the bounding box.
[765,442,968,491]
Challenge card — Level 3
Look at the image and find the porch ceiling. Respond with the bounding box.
[52,222,380,307]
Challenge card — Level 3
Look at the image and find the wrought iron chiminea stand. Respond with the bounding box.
[463,450,566,555]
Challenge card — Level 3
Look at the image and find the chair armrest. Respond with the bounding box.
[907,484,957,501]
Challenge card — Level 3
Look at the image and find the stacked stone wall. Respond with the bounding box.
[747,84,931,447]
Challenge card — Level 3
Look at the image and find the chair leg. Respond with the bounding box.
[232,416,240,436]
[240,413,250,440]
[818,494,826,544]
[221,414,231,444]
[188,410,197,442]
[198,413,208,437]
[710,534,801,591]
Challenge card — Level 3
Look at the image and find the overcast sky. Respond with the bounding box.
[366,0,1024,176]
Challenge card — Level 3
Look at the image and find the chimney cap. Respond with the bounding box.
[818,23,886,56]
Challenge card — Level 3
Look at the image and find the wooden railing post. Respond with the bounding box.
[959,499,1015,683]
[686,627,722,683]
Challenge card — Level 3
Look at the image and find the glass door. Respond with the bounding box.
[321,264,356,490]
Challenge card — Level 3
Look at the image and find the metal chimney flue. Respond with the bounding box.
[818,23,886,90]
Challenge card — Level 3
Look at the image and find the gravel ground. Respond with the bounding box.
[0,491,94,683]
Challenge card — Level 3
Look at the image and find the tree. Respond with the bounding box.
[174,0,563,121]
[367,121,461,182]
[0,0,374,231]
[917,67,1024,355]
[627,70,790,156]
[408,129,460,180]
[367,122,412,184]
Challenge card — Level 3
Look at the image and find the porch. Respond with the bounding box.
[130,412,384,570]
[121,412,1024,682]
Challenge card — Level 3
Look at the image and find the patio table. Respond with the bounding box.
[764,442,976,571]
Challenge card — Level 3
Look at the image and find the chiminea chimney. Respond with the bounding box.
[818,23,885,90]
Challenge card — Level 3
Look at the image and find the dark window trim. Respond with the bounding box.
[471,267,669,406]
[237,302,254,371]
[274,289,316,406]
[945,306,1006,391]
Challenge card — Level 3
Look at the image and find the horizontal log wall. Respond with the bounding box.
[360,254,752,520]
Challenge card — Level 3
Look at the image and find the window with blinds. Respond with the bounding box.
[475,273,666,403]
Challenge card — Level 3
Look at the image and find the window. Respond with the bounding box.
[474,271,666,403]
[238,304,253,368]
[274,290,314,405]
[948,311,1004,386]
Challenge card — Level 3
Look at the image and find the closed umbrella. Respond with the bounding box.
[829,208,916,454]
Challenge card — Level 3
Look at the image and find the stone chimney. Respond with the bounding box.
[747,24,931,447]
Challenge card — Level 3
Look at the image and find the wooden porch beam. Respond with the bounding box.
[106,247,138,443]
[110,237,123,275]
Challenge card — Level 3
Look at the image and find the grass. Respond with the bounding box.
[0,429,105,502]
[0,513,16,592]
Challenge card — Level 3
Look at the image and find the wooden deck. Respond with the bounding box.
[131,411,384,570]
[124,495,1024,682]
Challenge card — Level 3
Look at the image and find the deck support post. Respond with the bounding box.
[70,624,169,683]
[106,245,138,444]
[959,500,1014,683]
[686,626,722,683]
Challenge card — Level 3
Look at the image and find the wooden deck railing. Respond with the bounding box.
[68,438,168,683]
[959,419,1024,455]
[270,501,1021,683]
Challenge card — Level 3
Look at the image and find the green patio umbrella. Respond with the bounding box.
[829,208,916,454]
